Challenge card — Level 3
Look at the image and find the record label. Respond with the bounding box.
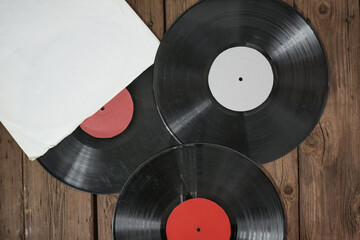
[80,89,134,138]
[38,67,179,194]
[166,198,231,240]
[208,46,274,112]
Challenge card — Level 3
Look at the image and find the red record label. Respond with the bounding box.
[80,89,134,138]
[166,198,231,240]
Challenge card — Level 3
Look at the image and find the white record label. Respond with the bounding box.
[208,46,274,112]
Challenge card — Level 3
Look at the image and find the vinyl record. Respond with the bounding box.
[153,0,329,164]
[113,144,285,240]
[38,66,179,194]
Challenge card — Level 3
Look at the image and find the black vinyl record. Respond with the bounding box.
[113,144,285,240]
[153,0,329,164]
[38,66,179,194]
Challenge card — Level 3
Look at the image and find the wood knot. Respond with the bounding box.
[346,15,355,24]
[318,3,329,15]
[351,193,360,228]
[284,185,293,195]
[303,124,325,155]
[148,20,153,27]
[315,2,331,19]
[351,205,360,229]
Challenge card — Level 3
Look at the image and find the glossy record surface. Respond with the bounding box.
[38,66,179,194]
[113,144,285,240]
[153,0,329,164]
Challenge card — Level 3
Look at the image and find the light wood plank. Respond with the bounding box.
[297,0,360,238]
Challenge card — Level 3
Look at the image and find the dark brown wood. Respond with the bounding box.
[1,0,359,239]
[165,0,200,30]
[0,124,24,239]
[126,0,166,40]
[22,156,94,240]
[95,1,165,239]
[297,0,360,239]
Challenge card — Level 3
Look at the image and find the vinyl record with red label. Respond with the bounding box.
[153,0,329,164]
[113,144,285,240]
[38,66,179,194]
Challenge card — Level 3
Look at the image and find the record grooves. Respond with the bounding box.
[153,0,329,164]
[38,66,179,194]
[113,144,285,240]
[35,1,329,238]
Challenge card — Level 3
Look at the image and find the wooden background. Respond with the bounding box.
[0,0,359,239]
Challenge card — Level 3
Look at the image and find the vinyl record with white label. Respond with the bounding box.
[38,66,179,194]
[153,0,329,164]
[113,144,285,240]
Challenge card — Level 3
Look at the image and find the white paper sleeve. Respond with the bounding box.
[0,0,159,159]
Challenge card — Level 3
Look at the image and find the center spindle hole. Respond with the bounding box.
[197,228,201,232]
[239,77,243,81]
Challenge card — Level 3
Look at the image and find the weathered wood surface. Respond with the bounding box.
[297,0,360,239]
[0,124,24,239]
[262,150,299,239]
[22,156,94,240]
[0,123,95,240]
[127,0,165,40]
[0,0,359,239]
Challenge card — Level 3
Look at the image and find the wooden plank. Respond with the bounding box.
[2,1,357,240]
[0,124,24,239]
[164,0,200,30]
[298,0,360,239]
[127,0,165,40]
[262,151,299,239]
[96,1,165,240]
[97,194,118,240]
[23,157,94,240]
[259,1,299,239]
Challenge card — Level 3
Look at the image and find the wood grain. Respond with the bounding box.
[260,1,300,239]
[22,157,94,240]
[297,0,360,239]
[0,124,24,239]
[262,150,299,239]
[164,0,200,30]
[0,0,359,239]
[126,0,165,40]
[97,194,118,240]
[95,1,165,239]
